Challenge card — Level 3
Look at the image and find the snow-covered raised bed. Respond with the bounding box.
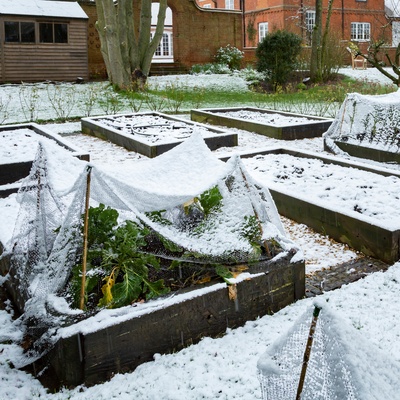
[0,123,89,198]
[324,90,400,163]
[0,134,304,390]
[224,147,400,264]
[191,107,333,140]
[81,112,238,157]
[24,251,304,390]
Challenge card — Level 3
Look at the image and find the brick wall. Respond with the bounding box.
[79,0,243,79]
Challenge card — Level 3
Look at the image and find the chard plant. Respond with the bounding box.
[70,204,168,310]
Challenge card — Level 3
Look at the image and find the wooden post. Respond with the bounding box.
[80,166,92,310]
[296,306,322,400]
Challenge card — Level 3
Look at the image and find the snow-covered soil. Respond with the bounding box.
[243,152,400,229]
[91,113,223,144]
[0,67,399,399]
[213,109,318,126]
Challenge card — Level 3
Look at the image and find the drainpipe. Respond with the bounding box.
[341,0,345,39]
[241,0,246,48]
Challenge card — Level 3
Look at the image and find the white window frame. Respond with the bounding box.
[305,10,316,32]
[259,22,268,42]
[153,32,173,58]
[351,22,370,41]
[225,0,234,10]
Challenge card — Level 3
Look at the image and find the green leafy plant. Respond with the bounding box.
[98,220,168,308]
[71,204,169,310]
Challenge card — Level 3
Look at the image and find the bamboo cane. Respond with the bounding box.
[296,306,322,400]
[79,166,92,310]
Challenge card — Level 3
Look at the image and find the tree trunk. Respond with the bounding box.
[310,0,322,82]
[96,0,167,91]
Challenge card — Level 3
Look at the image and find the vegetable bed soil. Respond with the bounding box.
[81,112,238,158]
[0,123,89,198]
[191,107,333,140]
[219,147,400,264]
[325,139,400,164]
[17,251,304,390]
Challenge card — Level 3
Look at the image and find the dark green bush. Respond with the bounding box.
[256,30,302,90]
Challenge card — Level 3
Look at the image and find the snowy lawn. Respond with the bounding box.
[0,67,399,399]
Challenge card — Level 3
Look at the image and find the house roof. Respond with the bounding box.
[0,0,88,19]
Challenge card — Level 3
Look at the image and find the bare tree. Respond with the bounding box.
[310,0,336,82]
[96,0,168,90]
[353,40,400,86]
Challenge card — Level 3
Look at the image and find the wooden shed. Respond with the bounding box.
[0,0,88,83]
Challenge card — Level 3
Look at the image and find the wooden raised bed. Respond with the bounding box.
[191,107,333,140]
[324,139,400,164]
[0,123,90,198]
[220,147,400,264]
[20,251,304,390]
[81,112,238,158]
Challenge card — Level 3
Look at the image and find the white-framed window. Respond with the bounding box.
[154,32,173,57]
[259,22,268,42]
[351,22,370,41]
[203,4,211,8]
[225,0,234,10]
[305,10,316,32]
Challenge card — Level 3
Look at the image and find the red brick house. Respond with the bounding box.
[198,0,392,51]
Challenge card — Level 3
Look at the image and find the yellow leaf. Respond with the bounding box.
[100,267,117,307]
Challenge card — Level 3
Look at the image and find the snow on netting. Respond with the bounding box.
[9,143,65,306]
[257,302,399,400]
[7,132,293,325]
[323,89,400,155]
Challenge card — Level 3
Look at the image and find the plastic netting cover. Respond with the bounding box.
[257,303,399,400]
[258,305,358,400]
[8,133,292,321]
[323,89,400,155]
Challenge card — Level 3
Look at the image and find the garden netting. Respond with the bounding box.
[257,304,358,400]
[324,88,400,155]
[257,301,399,399]
[6,132,294,332]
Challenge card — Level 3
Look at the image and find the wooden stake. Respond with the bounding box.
[296,306,321,400]
[80,166,92,310]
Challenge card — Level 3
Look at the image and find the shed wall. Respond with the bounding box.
[0,16,88,83]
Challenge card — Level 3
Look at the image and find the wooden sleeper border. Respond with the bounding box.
[191,107,333,140]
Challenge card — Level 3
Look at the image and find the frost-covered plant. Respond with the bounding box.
[214,44,244,71]
[46,83,77,120]
[142,83,167,112]
[190,63,231,75]
[19,83,41,122]
[164,81,186,113]
[0,93,11,124]
[79,83,104,117]
[98,85,126,115]
[190,85,206,109]
[126,92,143,113]
[236,66,266,85]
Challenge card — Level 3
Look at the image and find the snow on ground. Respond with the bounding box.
[0,67,399,399]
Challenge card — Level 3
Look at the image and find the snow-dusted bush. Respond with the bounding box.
[190,63,231,75]
[214,44,244,71]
